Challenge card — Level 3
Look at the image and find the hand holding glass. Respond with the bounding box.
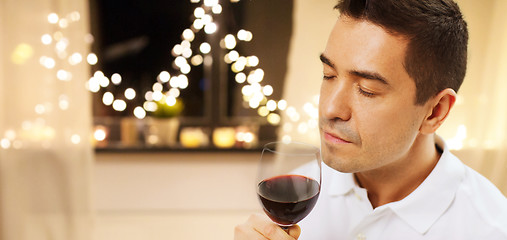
[257,141,322,228]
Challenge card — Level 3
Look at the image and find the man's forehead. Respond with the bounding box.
[327,16,409,62]
[324,16,414,89]
[336,15,409,40]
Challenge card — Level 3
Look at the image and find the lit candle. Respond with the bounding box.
[180,127,208,148]
[212,127,236,148]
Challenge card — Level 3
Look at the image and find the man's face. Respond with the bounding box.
[319,16,430,173]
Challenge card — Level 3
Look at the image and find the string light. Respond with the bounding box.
[58,95,70,110]
[134,106,147,119]
[267,113,281,125]
[228,50,239,61]
[152,91,163,101]
[71,134,81,144]
[69,11,81,22]
[212,4,223,14]
[94,127,107,141]
[87,53,98,65]
[165,96,177,106]
[204,22,217,34]
[202,14,212,25]
[247,56,259,67]
[98,76,109,88]
[204,0,218,7]
[111,73,122,85]
[152,82,163,92]
[125,88,136,100]
[191,55,203,66]
[59,18,69,28]
[145,91,154,101]
[193,19,204,30]
[57,69,71,81]
[143,101,157,112]
[159,71,170,83]
[102,92,114,105]
[112,99,127,111]
[72,0,317,139]
[84,34,94,44]
[41,34,52,45]
[298,122,309,134]
[168,88,180,97]
[262,85,273,96]
[224,34,236,49]
[266,100,277,111]
[194,7,205,18]
[40,56,55,69]
[235,72,246,83]
[199,42,211,54]
[277,100,287,110]
[55,38,68,52]
[87,77,101,93]
[48,13,59,24]
[237,29,253,41]
[182,48,193,59]
[1,138,11,149]
[182,29,195,41]
[53,31,63,41]
[69,52,82,65]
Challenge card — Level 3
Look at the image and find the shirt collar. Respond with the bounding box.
[388,135,465,234]
[325,135,465,234]
[325,162,356,196]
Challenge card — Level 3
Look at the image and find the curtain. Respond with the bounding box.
[281,0,336,145]
[282,0,507,195]
[442,0,507,195]
[0,0,94,239]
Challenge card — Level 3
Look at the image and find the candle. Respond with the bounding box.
[212,127,236,148]
[180,127,208,148]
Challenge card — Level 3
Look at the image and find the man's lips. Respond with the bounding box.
[324,131,352,144]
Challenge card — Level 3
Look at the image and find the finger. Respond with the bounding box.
[248,213,294,240]
[234,223,269,240]
[287,225,301,239]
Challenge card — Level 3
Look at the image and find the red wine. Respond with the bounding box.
[257,175,320,226]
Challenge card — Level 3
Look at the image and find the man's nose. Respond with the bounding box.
[320,81,352,121]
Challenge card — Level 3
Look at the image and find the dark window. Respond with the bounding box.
[89,0,293,151]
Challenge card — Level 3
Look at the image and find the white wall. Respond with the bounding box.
[94,152,261,240]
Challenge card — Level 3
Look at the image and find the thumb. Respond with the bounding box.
[287,225,301,239]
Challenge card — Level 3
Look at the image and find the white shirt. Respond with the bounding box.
[299,137,507,239]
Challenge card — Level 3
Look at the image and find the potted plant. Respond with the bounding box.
[144,94,183,147]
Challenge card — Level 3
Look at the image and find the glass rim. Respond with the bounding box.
[262,141,320,156]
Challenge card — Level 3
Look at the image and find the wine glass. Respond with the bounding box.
[257,141,322,229]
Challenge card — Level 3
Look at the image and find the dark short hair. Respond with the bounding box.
[335,0,468,105]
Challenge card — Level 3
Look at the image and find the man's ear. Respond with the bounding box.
[420,88,457,134]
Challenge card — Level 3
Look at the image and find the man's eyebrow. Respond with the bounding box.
[320,53,390,85]
[320,54,335,68]
[351,70,390,85]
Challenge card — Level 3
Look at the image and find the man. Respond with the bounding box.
[235,0,507,239]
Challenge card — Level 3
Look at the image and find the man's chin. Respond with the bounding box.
[322,153,358,173]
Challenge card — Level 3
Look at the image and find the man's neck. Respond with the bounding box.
[354,134,441,209]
